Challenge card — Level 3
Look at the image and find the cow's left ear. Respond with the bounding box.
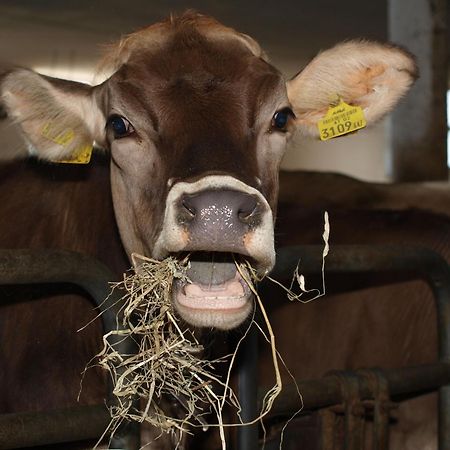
[287,41,418,138]
[1,69,105,160]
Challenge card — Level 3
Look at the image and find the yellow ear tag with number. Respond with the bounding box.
[41,123,93,164]
[318,99,366,141]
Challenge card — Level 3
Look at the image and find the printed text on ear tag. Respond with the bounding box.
[41,122,93,164]
[317,100,366,141]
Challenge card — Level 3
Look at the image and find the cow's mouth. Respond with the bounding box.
[172,252,254,330]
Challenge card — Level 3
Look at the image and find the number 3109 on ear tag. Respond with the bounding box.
[317,100,366,141]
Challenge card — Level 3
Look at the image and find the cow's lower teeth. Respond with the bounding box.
[184,278,244,298]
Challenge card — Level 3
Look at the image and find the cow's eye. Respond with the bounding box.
[107,115,134,139]
[272,108,295,132]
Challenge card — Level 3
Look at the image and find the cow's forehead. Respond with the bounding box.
[105,17,282,92]
[99,12,267,80]
[108,52,283,109]
[110,57,284,127]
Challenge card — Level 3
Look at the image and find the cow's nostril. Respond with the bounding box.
[182,199,196,215]
[237,198,259,225]
[178,199,196,223]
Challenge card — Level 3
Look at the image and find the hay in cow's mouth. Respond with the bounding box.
[93,251,284,450]
[93,252,259,449]
[93,212,330,449]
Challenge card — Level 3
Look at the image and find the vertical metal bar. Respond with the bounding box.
[357,369,390,450]
[319,409,336,450]
[237,324,259,450]
[108,335,141,450]
[329,373,364,450]
[440,386,450,450]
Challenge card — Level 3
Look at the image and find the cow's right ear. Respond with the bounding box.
[0,68,105,161]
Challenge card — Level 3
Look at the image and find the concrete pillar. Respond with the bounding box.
[388,0,448,181]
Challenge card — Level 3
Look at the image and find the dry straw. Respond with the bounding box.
[94,212,330,449]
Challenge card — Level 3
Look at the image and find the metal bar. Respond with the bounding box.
[0,249,120,330]
[262,362,450,418]
[356,369,390,450]
[319,409,336,450]
[237,324,259,450]
[0,405,110,449]
[331,372,365,450]
[0,249,139,450]
[269,245,449,283]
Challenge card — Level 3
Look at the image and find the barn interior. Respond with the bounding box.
[0,0,448,182]
[0,1,449,450]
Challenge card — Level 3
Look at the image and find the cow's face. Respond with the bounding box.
[103,26,290,329]
[1,13,417,329]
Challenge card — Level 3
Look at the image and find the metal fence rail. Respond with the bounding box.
[0,405,111,449]
[264,361,450,416]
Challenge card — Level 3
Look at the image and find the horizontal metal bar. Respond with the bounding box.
[0,249,121,330]
[263,362,450,418]
[0,405,110,449]
[270,244,449,282]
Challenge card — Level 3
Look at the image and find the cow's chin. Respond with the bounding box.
[171,252,255,330]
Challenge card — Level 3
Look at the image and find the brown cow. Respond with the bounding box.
[0,11,417,448]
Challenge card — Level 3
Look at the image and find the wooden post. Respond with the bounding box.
[388,0,448,181]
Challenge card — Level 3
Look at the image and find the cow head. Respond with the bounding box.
[0,13,417,329]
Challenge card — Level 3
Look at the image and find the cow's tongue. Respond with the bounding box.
[186,252,237,286]
[176,253,247,310]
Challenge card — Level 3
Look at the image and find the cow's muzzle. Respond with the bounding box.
[153,175,275,330]
[178,189,263,254]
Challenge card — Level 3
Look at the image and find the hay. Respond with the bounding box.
[95,253,281,450]
[94,212,330,449]
[95,254,242,448]
[268,211,330,303]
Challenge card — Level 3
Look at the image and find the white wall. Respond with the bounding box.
[281,120,390,182]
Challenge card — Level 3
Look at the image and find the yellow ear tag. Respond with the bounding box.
[317,98,366,141]
[41,123,93,164]
[57,144,93,164]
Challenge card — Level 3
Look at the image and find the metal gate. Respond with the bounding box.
[0,245,449,449]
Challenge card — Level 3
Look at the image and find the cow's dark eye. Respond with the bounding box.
[107,115,134,139]
[272,108,295,132]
